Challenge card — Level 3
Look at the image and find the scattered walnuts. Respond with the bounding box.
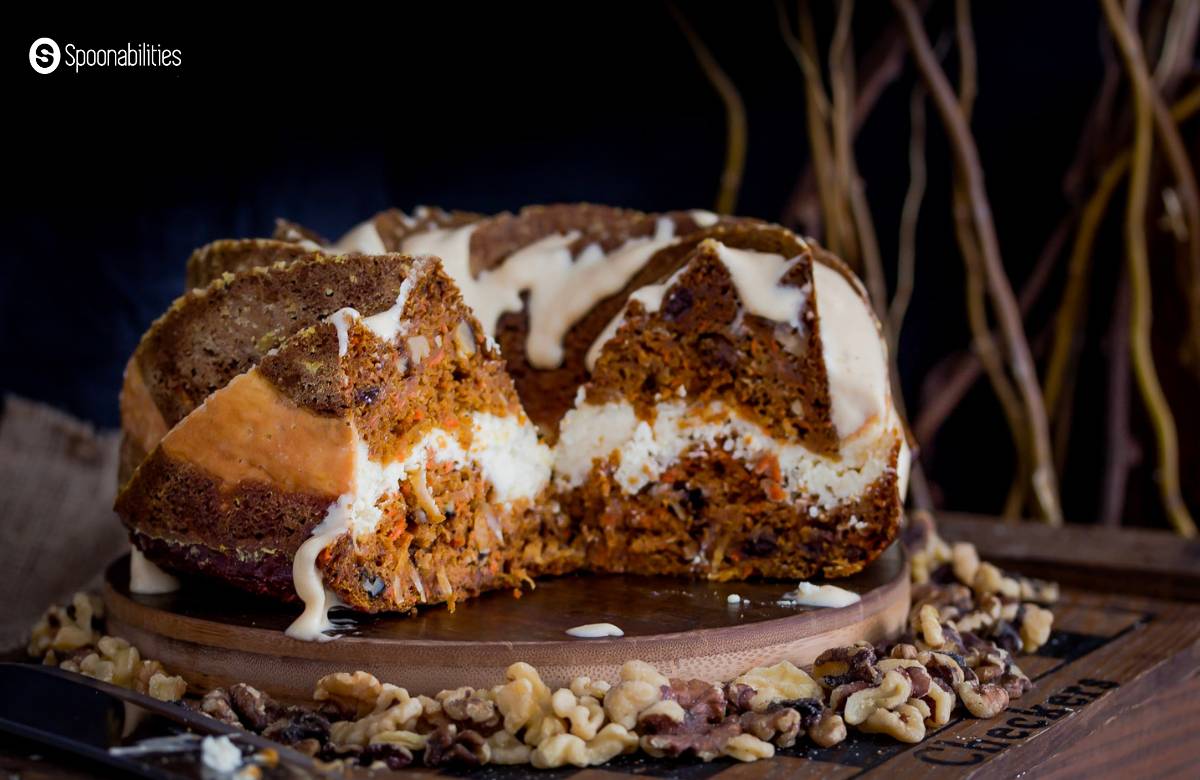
[27,595,186,702]
[29,512,1057,771]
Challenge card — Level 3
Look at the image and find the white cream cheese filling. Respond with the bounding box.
[286,412,551,642]
[554,398,902,511]
[200,735,243,774]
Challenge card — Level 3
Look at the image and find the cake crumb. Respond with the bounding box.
[565,622,624,638]
[200,735,242,774]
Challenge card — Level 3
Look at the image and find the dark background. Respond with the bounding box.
[6,4,1130,518]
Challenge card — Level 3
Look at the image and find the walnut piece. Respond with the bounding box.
[955,680,1010,718]
[603,660,668,729]
[860,702,926,743]
[314,671,384,720]
[723,733,775,762]
[731,661,822,711]
[529,724,638,768]
[843,670,912,725]
[1019,604,1054,652]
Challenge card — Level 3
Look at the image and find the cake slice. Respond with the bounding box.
[554,227,908,580]
[119,252,458,484]
[183,207,481,292]
[116,254,557,640]
[184,238,324,291]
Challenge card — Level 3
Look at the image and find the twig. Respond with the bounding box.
[1063,26,1122,202]
[894,0,1063,525]
[1153,0,1200,94]
[953,0,977,117]
[889,83,927,347]
[916,87,1200,451]
[1043,156,1128,419]
[778,1,839,245]
[783,2,920,232]
[1100,0,1197,538]
[1099,277,1134,527]
[670,4,747,215]
[1149,92,1200,376]
[947,0,1028,518]
[829,0,888,314]
[916,19,1119,449]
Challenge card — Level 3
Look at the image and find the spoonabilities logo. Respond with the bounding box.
[29,37,60,74]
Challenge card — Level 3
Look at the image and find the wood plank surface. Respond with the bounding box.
[937,512,1200,600]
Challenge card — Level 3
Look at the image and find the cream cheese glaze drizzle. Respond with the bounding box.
[401,219,682,369]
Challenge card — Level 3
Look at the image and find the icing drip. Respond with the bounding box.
[403,219,680,369]
[810,262,889,440]
[129,548,180,595]
[565,622,624,638]
[711,244,808,326]
[287,493,354,642]
[783,582,861,608]
[325,263,422,357]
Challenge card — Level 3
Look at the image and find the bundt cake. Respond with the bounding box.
[114,203,909,640]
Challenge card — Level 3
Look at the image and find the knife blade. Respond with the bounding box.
[0,663,335,778]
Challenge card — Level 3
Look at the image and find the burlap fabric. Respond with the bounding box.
[0,395,127,651]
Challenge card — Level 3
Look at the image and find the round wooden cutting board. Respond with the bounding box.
[103,544,908,701]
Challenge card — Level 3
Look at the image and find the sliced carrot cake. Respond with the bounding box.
[116,254,556,640]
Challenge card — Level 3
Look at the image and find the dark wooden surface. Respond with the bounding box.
[5,518,1200,779]
[936,512,1200,602]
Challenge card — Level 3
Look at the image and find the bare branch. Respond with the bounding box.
[889,83,927,346]
[1100,0,1197,537]
[894,0,1063,524]
[670,4,747,215]
[829,0,888,314]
